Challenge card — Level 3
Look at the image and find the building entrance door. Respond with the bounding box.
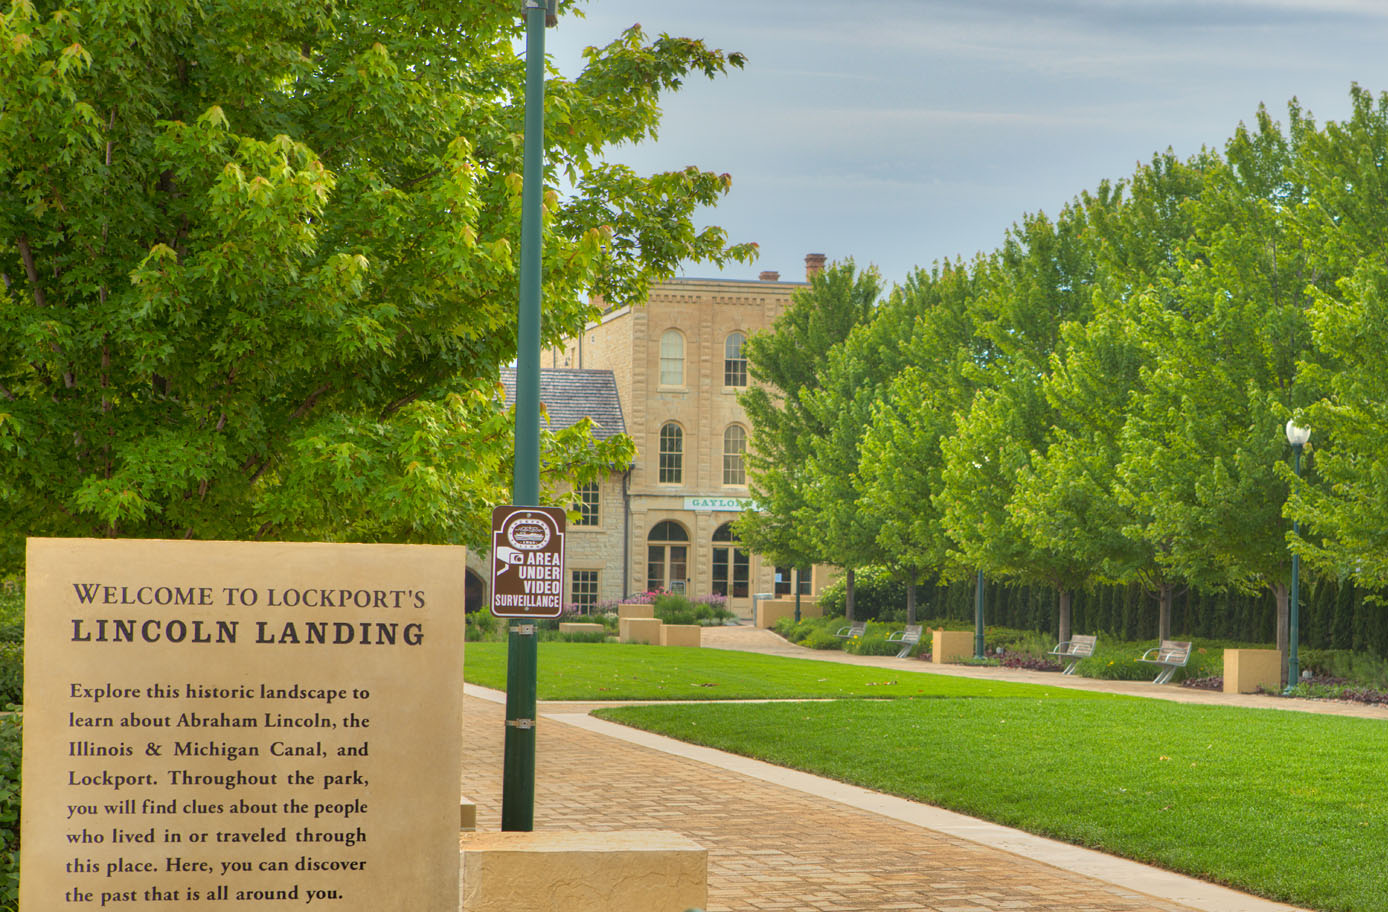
[712,523,749,610]
[647,520,690,594]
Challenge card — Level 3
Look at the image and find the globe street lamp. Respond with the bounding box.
[1284,418,1311,690]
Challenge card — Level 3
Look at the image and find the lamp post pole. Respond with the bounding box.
[1284,419,1310,691]
[974,570,985,659]
[501,0,555,833]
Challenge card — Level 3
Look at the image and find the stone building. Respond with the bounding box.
[523,254,835,617]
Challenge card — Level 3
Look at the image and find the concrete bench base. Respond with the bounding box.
[619,616,663,644]
[661,624,702,647]
[461,830,706,912]
[932,629,974,664]
[1224,648,1281,694]
[559,622,605,635]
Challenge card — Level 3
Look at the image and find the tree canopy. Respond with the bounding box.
[0,0,754,569]
[740,86,1388,662]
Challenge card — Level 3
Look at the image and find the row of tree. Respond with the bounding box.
[1,1,749,570]
[739,87,1388,673]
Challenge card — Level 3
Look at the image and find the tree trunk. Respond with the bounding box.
[1158,584,1173,642]
[1058,588,1072,645]
[1272,581,1290,688]
[845,568,855,623]
[906,578,916,625]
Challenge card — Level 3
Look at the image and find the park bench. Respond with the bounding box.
[1139,639,1192,684]
[886,624,924,658]
[1048,633,1097,675]
[834,620,866,639]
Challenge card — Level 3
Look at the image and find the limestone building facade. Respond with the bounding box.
[539,254,834,617]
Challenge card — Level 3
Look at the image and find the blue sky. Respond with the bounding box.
[545,0,1388,287]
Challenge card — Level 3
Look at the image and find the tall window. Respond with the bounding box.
[722,425,746,486]
[775,566,812,596]
[658,423,683,484]
[712,523,749,598]
[573,481,599,526]
[724,332,747,387]
[647,521,689,593]
[571,570,599,612]
[660,330,684,386]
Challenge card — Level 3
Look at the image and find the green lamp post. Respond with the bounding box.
[501,0,557,834]
[974,570,985,659]
[1284,418,1310,691]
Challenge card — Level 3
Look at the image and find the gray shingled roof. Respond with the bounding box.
[498,368,626,440]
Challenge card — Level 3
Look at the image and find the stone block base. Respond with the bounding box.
[619,616,663,644]
[461,830,706,912]
[1224,648,1281,694]
[932,629,974,664]
[617,603,655,620]
[661,624,702,647]
[755,598,823,628]
[559,622,605,635]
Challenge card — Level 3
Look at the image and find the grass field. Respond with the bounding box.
[462,641,1113,701]
[597,698,1388,912]
[466,641,1388,911]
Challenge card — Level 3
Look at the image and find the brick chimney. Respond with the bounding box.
[804,253,827,279]
[758,270,780,282]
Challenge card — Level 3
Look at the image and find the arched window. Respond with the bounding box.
[647,521,690,593]
[650,520,689,542]
[658,423,683,484]
[711,522,749,598]
[722,425,747,486]
[724,332,747,387]
[660,330,684,386]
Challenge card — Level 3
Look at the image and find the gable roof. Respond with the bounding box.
[498,368,626,440]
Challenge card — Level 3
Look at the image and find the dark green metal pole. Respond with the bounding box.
[1288,444,1303,689]
[501,0,550,833]
[974,570,985,659]
[793,568,802,624]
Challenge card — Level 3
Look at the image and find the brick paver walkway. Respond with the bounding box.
[460,625,1336,911]
[460,691,1296,912]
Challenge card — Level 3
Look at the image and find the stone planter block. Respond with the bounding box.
[461,830,706,912]
[660,624,702,647]
[619,616,663,644]
[931,629,974,664]
[1224,648,1282,694]
[559,622,605,635]
[754,598,823,628]
[617,603,655,620]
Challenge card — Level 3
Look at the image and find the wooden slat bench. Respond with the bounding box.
[1048,633,1097,675]
[1139,639,1192,684]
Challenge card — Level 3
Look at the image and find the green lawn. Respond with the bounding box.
[598,698,1388,912]
[463,641,1112,701]
[465,641,1388,911]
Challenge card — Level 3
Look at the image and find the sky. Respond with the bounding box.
[544,0,1388,288]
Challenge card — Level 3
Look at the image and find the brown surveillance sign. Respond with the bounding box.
[490,505,566,618]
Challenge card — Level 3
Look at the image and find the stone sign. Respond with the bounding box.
[489,506,566,619]
[22,538,465,911]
